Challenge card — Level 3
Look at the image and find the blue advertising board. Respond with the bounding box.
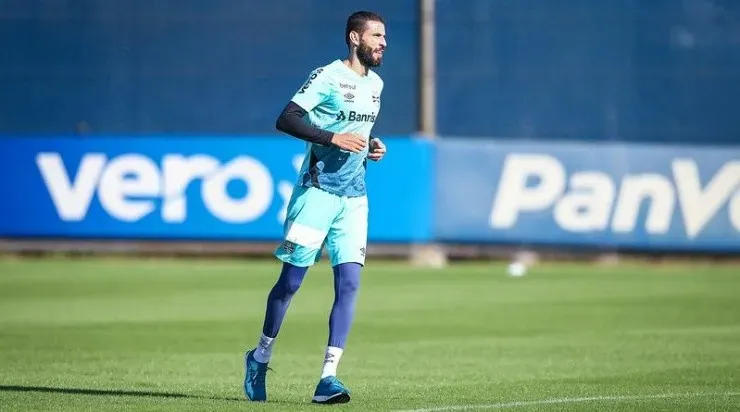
[436,139,740,251]
[4,135,739,252]
[0,136,433,242]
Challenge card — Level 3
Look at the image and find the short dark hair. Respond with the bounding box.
[345,11,384,47]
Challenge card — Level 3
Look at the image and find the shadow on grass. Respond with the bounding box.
[0,384,246,402]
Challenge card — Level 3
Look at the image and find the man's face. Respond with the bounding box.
[356,21,386,67]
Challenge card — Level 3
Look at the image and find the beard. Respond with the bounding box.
[357,41,382,67]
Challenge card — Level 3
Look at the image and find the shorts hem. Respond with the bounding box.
[274,254,318,268]
[330,257,366,267]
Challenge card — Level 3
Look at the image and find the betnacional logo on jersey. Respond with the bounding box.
[336,110,376,123]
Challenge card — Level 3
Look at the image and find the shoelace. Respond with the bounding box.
[327,377,345,389]
[251,364,274,386]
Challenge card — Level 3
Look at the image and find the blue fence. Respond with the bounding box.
[436,0,740,144]
[4,1,740,145]
[0,136,433,242]
[0,0,418,135]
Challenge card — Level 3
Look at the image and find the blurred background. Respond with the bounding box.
[1,0,739,260]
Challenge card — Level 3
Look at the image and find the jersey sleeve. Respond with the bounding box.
[371,72,384,95]
[290,67,332,112]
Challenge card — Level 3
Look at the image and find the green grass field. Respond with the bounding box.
[0,257,738,411]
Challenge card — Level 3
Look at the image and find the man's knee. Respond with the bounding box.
[283,273,305,295]
[334,262,362,296]
[274,263,308,296]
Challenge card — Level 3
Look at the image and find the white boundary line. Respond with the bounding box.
[394,391,740,412]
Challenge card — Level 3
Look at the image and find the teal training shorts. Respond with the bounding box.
[274,185,368,267]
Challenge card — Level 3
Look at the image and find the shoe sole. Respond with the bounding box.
[312,392,351,404]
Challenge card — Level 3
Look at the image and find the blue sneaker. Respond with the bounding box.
[243,349,269,402]
[312,376,351,404]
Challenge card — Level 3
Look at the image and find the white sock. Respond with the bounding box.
[320,346,344,378]
[253,334,275,363]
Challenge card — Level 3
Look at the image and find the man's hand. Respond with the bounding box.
[331,133,367,153]
[368,138,387,162]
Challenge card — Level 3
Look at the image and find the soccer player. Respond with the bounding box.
[243,10,388,405]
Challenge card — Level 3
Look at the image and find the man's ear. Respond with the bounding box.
[349,30,361,47]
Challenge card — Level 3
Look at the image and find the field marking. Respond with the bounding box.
[394,391,740,412]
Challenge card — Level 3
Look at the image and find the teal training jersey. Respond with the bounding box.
[290,59,384,197]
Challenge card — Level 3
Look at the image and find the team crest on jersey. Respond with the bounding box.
[372,91,380,107]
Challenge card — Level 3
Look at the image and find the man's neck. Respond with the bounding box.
[343,55,368,77]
